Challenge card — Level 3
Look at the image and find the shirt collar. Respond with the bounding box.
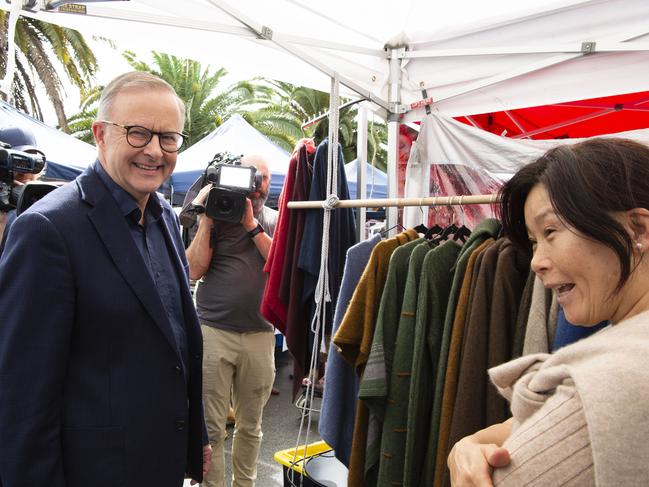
[92,160,163,223]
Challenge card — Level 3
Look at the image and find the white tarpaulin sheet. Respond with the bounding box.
[403,113,649,227]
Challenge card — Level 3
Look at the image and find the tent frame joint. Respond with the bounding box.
[388,102,407,116]
[258,25,273,40]
[386,47,407,60]
[581,41,596,54]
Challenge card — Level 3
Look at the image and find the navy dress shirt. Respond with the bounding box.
[94,161,189,379]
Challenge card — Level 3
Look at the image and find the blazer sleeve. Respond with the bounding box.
[0,211,75,487]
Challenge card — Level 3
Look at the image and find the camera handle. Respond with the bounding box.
[188,203,206,215]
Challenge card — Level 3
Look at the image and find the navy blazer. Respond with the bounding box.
[0,165,205,487]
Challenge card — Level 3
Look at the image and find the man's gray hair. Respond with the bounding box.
[97,71,186,125]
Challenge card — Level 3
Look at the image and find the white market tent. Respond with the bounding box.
[2,0,649,220]
[5,0,647,116]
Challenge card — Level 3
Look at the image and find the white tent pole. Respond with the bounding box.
[552,95,649,110]
[512,107,615,139]
[386,123,399,231]
[386,47,404,235]
[403,42,649,59]
[464,116,480,128]
[202,0,390,110]
[0,0,23,103]
[356,105,368,241]
[504,111,528,137]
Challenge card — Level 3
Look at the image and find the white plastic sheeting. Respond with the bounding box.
[403,113,649,228]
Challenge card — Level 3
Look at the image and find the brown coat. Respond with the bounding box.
[434,238,494,486]
[446,239,529,481]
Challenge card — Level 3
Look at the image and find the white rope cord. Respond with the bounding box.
[289,74,341,487]
[323,194,340,211]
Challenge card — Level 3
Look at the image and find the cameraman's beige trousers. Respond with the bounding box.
[201,325,276,487]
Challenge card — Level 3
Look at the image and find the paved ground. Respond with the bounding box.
[185,349,321,486]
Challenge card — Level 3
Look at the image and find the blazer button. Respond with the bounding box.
[176,419,186,431]
[175,364,182,375]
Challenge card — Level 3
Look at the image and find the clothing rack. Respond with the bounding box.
[287,193,499,209]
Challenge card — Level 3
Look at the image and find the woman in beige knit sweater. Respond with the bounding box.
[448,138,649,487]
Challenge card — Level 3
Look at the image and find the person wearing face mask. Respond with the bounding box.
[182,155,277,487]
[0,71,211,487]
[448,138,649,487]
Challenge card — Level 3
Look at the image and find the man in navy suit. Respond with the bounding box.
[0,71,211,487]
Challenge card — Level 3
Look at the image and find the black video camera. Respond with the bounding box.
[0,141,50,214]
[201,152,262,222]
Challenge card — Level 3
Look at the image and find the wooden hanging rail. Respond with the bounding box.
[287,194,500,209]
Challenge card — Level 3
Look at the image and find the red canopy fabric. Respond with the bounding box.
[455,91,649,139]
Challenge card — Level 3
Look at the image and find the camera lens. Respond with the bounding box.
[217,196,233,212]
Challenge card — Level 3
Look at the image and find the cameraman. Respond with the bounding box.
[183,154,277,487]
[0,126,46,256]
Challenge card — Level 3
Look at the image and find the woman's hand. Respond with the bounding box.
[448,420,512,487]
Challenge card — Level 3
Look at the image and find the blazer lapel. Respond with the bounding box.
[80,171,182,360]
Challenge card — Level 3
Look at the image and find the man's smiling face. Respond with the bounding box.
[93,87,183,207]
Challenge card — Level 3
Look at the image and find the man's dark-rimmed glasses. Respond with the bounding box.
[99,120,186,153]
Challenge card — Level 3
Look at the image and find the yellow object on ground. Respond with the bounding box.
[273,441,332,475]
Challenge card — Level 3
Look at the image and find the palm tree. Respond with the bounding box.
[0,13,98,131]
[122,51,267,146]
[366,118,388,172]
[67,85,102,144]
[242,79,388,171]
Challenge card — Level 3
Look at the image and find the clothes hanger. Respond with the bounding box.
[380,222,406,239]
[414,222,429,235]
[430,204,458,244]
[413,200,429,235]
[424,199,444,240]
[438,223,458,240]
[453,224,471,243]
[424,223,443,240]
[453,196,472,244]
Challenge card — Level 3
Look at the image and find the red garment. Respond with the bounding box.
[279,144,315,397]
[261,139,315,331]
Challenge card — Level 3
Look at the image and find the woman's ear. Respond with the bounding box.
[626,208,649,251]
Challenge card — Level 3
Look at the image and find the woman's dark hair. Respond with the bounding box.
[499,137,649,291]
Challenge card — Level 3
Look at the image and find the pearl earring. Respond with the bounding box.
[636,242,644,252]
